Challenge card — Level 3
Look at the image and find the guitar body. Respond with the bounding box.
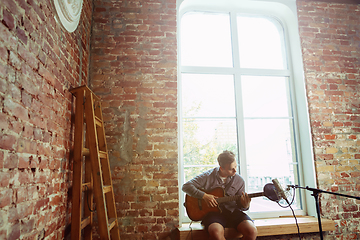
[184,187,225,221]
[184,183,279,221]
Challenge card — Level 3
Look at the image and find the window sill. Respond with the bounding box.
[175,216,335,239]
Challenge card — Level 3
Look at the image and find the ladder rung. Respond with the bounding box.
[99,151,107,159]
[103,185,112,194]
[84,148,107,159]
[108,218,117,230]
[82,182,92,191]
[81,216,91,230]
[83,148,90,156]
[95,116,103,126]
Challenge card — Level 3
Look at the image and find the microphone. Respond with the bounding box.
[272,178,289,203]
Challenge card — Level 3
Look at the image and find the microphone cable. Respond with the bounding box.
[186,221,194,240]
[277,186,301,240]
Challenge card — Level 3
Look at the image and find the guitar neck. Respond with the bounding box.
[217,192,264,204]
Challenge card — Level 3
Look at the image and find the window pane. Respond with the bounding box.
[241,76,290,118]
[182,74,236,118]
[184,166,215,183]
[244,119,300,212]
[237,16,287,69]
[179,5,305,222]
[181,12,233,67]
[182,119,238,166]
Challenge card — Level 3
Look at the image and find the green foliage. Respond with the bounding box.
[182,119,238,182]
[182,100,238,181]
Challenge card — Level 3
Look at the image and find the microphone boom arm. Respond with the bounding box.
[288,185,360,240]
[288,185,360,200]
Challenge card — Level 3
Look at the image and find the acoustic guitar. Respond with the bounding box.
[184,183,279,221]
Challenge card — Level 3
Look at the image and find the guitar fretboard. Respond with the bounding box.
[216,192,264,204]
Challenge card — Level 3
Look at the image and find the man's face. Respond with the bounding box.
[220,161,237,177]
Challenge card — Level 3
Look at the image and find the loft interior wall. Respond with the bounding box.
[0,0,359,239]
[297,1,360,239]
[90,0,179,239]
[0,0,92,238]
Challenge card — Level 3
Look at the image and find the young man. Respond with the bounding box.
[182,150,257,240]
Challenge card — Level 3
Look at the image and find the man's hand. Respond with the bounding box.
[240,192,251,209]
[202,193,218,208]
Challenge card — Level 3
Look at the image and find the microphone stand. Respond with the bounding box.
[288,185,360,240]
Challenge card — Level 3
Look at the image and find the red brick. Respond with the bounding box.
[2,9,15,30]
[9,51,22,70]
[0,151,3,168]
[4,153,18,168]
[348,135,356,140]
[4,98,29,122]
[49,195,62,207]
[42,130,51,143]
[0,24,12,48]
[15,186,27,203]
[33,198,49,214]
[324,134,336,140]
[0,112,9,131]
[136,225,149,233]
[16,27,27,45]
[8,222,20,240]
[154,209,166,217]
[153,102,176,108]
[17,139,37,154]
[0,134,17,151]
[21,218,35,234]
[0,189,12,207]
[0,171,10,187]
[22,123,34,138]
[37,143,51,157]
[18,169,32,184]
[18,44,38,70]
[38,65,55,86]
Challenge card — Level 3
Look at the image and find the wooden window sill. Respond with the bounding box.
[174,216,335,239]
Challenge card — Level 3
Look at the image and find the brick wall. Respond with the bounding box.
[0,0,92,238]
[297,1,360,239]
[1,0,359,239]
[90,0,178,239]
[89,0,360,239]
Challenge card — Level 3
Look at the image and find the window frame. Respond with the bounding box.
[177,0,317,224]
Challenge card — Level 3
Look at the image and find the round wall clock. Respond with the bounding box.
[52,0,83,32]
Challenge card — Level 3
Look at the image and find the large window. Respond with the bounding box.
[178,0,317,223]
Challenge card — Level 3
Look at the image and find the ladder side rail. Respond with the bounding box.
[70,89,86,240]
[95,102,119,222]
[94,101,106,151]
[84,90,111,239]
[94,101,111,186]
[83,133,93,240]
[94,100,121,239]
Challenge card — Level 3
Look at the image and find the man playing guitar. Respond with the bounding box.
[182,150,257,240]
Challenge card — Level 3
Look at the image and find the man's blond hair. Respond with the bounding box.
[217,150,235,168]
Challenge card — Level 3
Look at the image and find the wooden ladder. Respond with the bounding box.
[70,85,120,240]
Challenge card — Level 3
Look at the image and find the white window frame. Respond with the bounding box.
[177,0,317,224]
